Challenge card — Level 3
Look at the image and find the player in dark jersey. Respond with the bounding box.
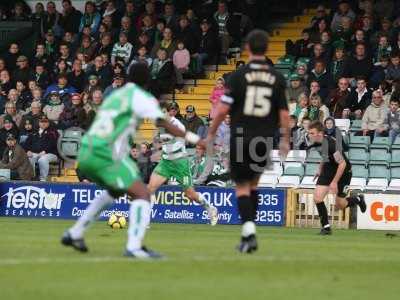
[308,121,367,235]
[205,29,290,253]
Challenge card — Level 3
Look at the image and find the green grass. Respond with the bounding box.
[0,218,400,300]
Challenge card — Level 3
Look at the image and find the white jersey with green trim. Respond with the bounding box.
[161,117,187,160]
[84,83,164,160]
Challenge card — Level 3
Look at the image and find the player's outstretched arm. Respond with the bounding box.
[156,118,205,147]
[207,102,230,139]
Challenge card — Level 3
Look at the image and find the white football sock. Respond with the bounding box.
[242,221,256,237]
[126,199,151,252]
[69,191,114,239]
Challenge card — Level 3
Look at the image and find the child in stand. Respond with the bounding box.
[209,77,225,119]
[173,40,190,91]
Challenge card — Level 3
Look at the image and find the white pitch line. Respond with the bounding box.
[1,255,400,266]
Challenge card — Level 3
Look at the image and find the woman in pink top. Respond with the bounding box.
[209,77,225,119]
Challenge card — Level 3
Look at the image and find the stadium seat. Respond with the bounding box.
[349,165,368,190]
[58,127,84,159]
[366,165,390,191]
[387,167,400,190]
[348,148,369,165]
[299,163,319,188]
[285,150,307,163]
[335,119,351,133]
[369,149,390,166]
[349,135,370,150]
[391,152,400,167]
[349,120,362,133]
[271,149,282,162]
[277,163,304,187]
[391,136,400,148]
[259,163,283,187]
[305,149,322,163]
[370,137,391,151]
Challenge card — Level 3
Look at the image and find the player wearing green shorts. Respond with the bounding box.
[61,64,204,258]
[148,103,218,226]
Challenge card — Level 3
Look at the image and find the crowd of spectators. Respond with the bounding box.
[0,0,255,181]
[287,0,400,149]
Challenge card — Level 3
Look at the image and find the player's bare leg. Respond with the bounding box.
[313,185,331,235]
[184,187,218,226]
[124,180,163,259]
[335,194,366,212]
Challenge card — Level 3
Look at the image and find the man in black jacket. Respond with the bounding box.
[343,42,373,85]
[60,0,82,34]
[307,59,334,103]
[24,116,59,181]
[343,76,373,119]
[193,19,219,75]
[85,56,113,90]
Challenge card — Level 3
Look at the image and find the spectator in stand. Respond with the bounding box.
[15,81,32,111]
[381,99,400,142]
[386,52,400,83]
[20,101,43,131]
[151,27,176,59]
[79,1,101,35]
[32,63,51,90]
[307,94,330,123]
[294,29,313,59]
[3,43,20,71]
[343,42,373,85]
[173,40,190,90]
[154,18,166,45]
[0,70,12,97]
[95,32,113,58]
[193,18,219,76]
[141,14,157,47]
[308,80,322,100]
[60,0,82,34]
[24,115,59,181]
[308,43,329,72]
[137,142,153,184]
[165,101,184,123]
[162,3,179,32]
[119,16,137,44]
[58,42,74,68]
[149,48,175,97]
[53,59,71,80]
[373,34,392,64]
[321,30,334,58]
[183,105,206,140]
[0,116,19,155]
[310,18,329,44]
[343,76,372,119]
[0,133,33,181]
[103,0,122,29]
[215,114,230,153]
[103,76,125,98]
[44,74,76,101]
[327,77,351,118]
[111,32,133,66]
[124,0,139,26]
[324,117,347,150]
[10,2,29,21]
[83,74,101,95]
[7,89,24,112]
[371,18,395,47]
[42,1,62,38]
[43,91,64,125]
[292,93,309,126]
[59,93,87,130]
[311,5,329,28]
[360,89,388,139]
[19,118,36,149]
[13,56,33,85]
[329,43,347,84]
[370,55,390,89]
[307,60,333,102]
[136,32,153,53]
[127,46,153,72]
[209,77,225,120]
[293,117,311,150]
[32,43,53,71]
[136,2,158,33]
[175,15,198,55]
[85,55,112,89]
[43,29,59,60]
[214,0,234,63]
[84,89,103,126]
[68,59,86,93]
[287,74,307,111]
[0,102,23,128]
[332,16,353,50]
[77,36,97,62]
[30,87,44,106]
[331,0,356,32]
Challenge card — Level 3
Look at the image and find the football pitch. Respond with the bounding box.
[0,218,399,300]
